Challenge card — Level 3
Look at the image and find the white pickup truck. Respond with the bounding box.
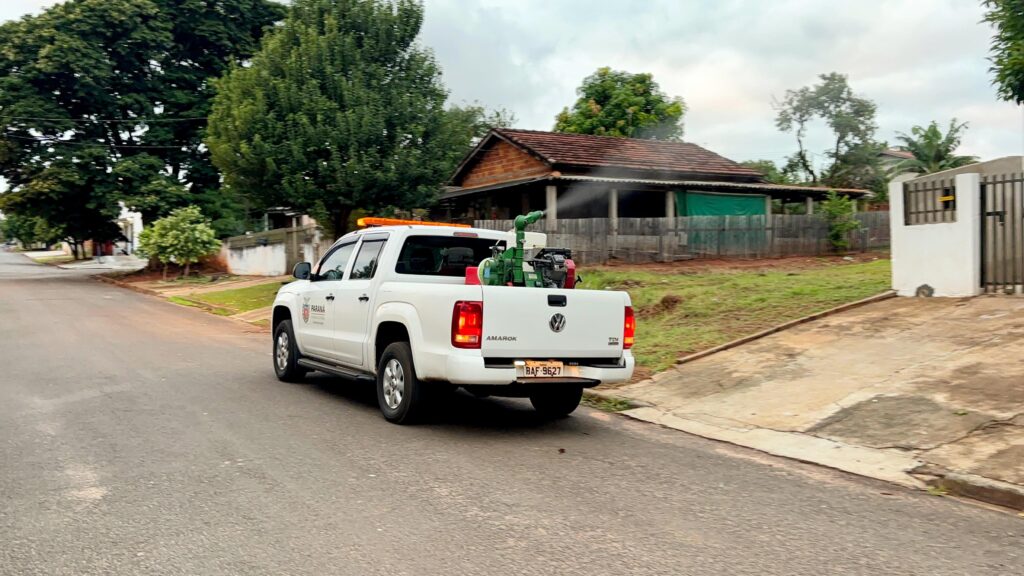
[271,223,635,423]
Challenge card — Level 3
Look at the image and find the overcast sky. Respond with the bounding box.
[2,0,1021,169]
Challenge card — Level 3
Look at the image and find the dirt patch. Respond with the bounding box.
[638,294,682,318]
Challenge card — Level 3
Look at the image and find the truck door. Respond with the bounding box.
[298,240,356,360]
[330,234,387,369]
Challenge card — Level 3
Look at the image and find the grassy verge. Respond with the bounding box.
[180,280,289,315]
[581,393,633,412]
[31,254,76,265]
[584,259,891,374]
[167,296,235,316]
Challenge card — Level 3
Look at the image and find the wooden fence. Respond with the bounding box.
[474,212,890,265]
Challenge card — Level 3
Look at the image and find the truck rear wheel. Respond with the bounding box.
[377,342,426,424]
[530,386,583,418]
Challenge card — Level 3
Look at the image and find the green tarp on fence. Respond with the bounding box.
[676,191,768,255]
[675,191,767,216]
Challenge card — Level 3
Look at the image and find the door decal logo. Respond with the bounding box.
[549,313,566,333]
[302,297,310,323]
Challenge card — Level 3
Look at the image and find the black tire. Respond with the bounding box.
[376,342,426,424]
[530,386,584,418]
[273,320,306,382]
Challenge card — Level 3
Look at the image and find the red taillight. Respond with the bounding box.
[623,306,635,349]
[452,301,483,348]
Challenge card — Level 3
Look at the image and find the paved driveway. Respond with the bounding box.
[618,296,1024,489]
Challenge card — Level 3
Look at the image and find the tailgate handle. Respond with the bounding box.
[548,295,567,307]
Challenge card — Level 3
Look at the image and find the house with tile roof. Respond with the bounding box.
[439,128,869,228]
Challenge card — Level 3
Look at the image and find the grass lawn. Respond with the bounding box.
[177,280,289,315]
[584,258,891,375]
[32,254,76,265]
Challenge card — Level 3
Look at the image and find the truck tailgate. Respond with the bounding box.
[479,285,628,358]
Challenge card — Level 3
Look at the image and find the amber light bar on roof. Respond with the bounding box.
[356,217,471,228]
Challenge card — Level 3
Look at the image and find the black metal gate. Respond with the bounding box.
[981,174,1024,294]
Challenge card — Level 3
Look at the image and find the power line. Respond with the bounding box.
[0,115,207,123]
[1,134,192,149]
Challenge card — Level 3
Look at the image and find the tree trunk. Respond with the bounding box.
[330,207,353,240]
[162,263,168,281]
[184,262,191,278]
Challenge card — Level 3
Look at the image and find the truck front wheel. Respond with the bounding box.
[377,342,426,424]
[273,320,306,383]
[530,386,583,418]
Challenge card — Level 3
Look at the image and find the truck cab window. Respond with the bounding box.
[396,236,504,277]
[350,239,386,280]
[316,242,356,280]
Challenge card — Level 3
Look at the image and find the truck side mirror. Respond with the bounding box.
[293,261,312,280]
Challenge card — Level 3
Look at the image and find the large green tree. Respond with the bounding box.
[208,0,481,236]
[984,0,1024,104]
[739,160,796,185]
[775,72,885,192]
[554,67,686,140]
[893,119,979,175]
[0,0,284,252]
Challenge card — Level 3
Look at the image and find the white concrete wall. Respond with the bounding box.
[889,173,981,297]
[227,243,287,276]
[117,202,144,254]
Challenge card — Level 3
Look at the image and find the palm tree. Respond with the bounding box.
[892,119,978,175]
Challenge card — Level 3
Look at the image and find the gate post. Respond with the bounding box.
[889,173,982,296]
[956,173,982,293]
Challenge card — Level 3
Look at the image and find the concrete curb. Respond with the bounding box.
[94,274,161,297]
[621,407,926,489]
[933,473,1024,511]
[674,290,897,366]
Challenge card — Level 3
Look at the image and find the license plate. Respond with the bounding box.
[517,360,576,378]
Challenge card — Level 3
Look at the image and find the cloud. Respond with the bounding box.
[422,0,1020,164]
[0,0,58,23]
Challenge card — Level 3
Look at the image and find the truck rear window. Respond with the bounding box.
[395,235,503,277]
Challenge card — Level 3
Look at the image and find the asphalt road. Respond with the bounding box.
[0,249,1021,576]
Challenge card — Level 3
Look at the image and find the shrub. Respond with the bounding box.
[820,191,862,252]
[136,206,221,279]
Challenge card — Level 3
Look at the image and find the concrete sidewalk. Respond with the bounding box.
[57,254,147,272]
[610,296,1024,507]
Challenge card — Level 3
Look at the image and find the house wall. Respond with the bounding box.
[460,140,551,189]
[889,173,981,297]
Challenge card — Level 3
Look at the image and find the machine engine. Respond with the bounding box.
[475,211,578,289]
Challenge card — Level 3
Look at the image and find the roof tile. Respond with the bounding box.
[494,128,762,178]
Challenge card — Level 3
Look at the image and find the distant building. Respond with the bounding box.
[879,148,918,184]
[439,128,869,226]
[262,207,318,231]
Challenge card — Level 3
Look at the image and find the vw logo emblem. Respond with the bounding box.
[549,313,566,333]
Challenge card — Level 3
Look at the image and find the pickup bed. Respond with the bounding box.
[271,224,635,423]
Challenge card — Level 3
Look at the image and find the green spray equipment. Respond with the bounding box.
[476,211,577,288]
